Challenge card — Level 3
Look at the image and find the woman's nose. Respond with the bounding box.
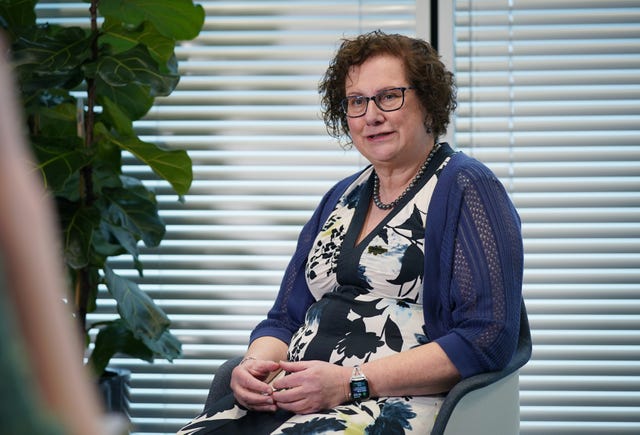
[363,99,384,124]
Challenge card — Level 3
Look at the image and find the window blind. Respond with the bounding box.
[453,1,640,433]
[36,1,420,433]
[32,1,640,434]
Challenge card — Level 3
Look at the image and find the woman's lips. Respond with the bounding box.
[368,131,393,140]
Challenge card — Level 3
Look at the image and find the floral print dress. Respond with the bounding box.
[178,154,451,435]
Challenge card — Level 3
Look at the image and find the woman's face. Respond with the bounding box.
[345,54,431,169]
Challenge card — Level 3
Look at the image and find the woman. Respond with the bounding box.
[179,30,523,434]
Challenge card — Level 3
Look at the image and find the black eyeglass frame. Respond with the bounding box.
[341,86,415,118]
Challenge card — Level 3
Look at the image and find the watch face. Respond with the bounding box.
[350,378,369,400]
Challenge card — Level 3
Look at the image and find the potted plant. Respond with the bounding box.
[0,0,204,411]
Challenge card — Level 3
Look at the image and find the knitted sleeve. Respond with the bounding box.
[249,174,358,346]
[248,218,317,346]
[430,157,524,378]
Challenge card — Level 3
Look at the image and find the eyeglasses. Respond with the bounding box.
[341,87,415,118]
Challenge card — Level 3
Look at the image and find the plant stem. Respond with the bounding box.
[76,0,100,335]
[85,0,98,166]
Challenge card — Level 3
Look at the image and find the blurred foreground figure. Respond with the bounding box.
[0,36,125,435]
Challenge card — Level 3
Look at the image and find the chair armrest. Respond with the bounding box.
[431,364,521,434]
[431,300,532,434]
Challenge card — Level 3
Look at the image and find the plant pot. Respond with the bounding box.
[98,367,131,421]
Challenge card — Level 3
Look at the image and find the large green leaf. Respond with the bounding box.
[141,329,181,363]
[100,17,175,69]
[103,266,179,349]
[107,132,193,196]
[98,96,134,136]
[100,178,165,248]
[61,202,125,270]
[93,124,125,178]
[0,0,36,35]
[15,25,90,70]
[89,317,181,376]
[32,136,91,192]
[13,25,90,93]
[98,215,141,270]
[99,0,204,41]
[91,44,178,97]
[62,203,101,269]
[29,100,76,137]
[96,80,154,120]
[88,319,154,376]
[90,229,127,265]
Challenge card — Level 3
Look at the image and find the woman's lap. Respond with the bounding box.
[178,394,442,435]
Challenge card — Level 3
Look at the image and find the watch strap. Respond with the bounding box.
[349,364,370,401]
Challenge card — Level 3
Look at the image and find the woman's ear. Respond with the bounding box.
[424,118,433,135]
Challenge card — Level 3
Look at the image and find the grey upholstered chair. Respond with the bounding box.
[204,301,531,435]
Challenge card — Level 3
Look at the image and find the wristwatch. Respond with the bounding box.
[349,365,370,401]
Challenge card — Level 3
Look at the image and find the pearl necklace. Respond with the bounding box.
[372,143,441,210]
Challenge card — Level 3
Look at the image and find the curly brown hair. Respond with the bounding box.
[319,30,457,146]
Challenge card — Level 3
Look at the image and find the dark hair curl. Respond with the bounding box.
[319,30,457,146]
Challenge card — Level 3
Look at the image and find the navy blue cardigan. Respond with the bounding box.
[250,147,524,379]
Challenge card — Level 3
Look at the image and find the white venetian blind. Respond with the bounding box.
[36,1,420,433]
[453,0,640,433]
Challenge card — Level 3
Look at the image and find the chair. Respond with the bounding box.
[431,300,531,435]
[204,301,531,435]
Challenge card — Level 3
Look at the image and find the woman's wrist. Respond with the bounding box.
[239,356,257,365]
[342,366,352,403]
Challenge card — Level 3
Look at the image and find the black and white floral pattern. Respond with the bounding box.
[178,157,451,434]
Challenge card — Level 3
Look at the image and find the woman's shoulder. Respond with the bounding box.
[447,149,495,174]
[441,149,501,188]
